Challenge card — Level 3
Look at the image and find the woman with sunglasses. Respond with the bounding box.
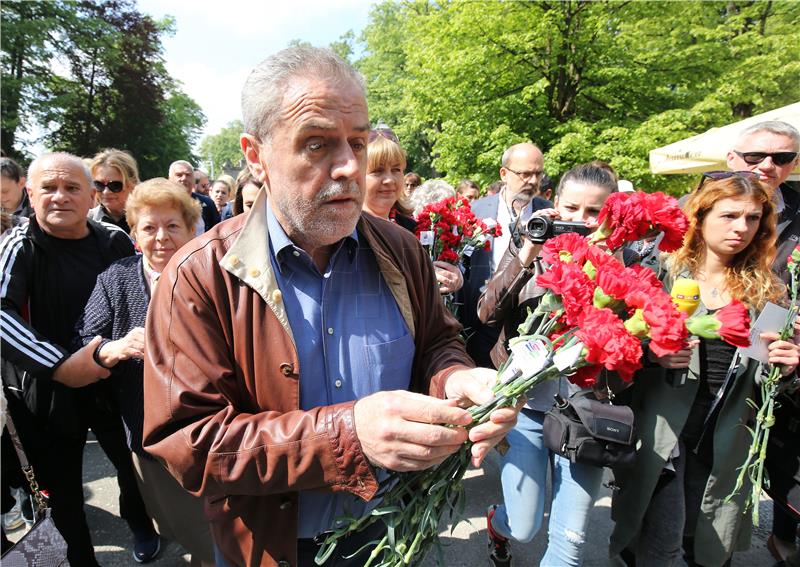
[364,126,463,294]
[88,148,139,233]
[610,172,800,567]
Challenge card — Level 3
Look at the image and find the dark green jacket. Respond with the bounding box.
[610,271,763,566]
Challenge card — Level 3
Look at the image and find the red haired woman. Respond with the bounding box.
[611,173,800,567]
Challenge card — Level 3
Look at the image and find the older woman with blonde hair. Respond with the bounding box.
[364,126,462,294]
[88,148,140,233]
[77,179,214,566]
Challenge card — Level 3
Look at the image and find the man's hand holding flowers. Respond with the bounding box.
[444,367,523,467]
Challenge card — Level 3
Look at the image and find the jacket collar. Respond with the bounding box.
[220,188,294,344]
[220,189,416,341]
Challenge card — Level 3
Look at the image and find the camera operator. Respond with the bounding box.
[479,163,618,566]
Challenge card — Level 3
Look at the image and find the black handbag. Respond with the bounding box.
[543,391,637,469]
[1,411,69,566]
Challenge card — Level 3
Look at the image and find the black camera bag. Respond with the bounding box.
[543,392,636,469]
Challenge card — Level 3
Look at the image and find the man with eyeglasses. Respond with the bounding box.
[194,169,211,195]
[462,143,552,367]
[726,120,800,283]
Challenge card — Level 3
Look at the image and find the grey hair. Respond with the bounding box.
[168,160,194,177]
[501,142,542,168]
[28,152,92,186]
[410,179,456,216]
[241,46,366,142]
[734,120,800,152]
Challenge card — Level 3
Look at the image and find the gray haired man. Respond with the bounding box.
[143,47,519,567]
[726,120,800,282]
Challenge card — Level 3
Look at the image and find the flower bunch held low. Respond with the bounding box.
[315,192,748,567]
[727,244,800,524]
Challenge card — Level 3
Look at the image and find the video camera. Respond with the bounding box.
[523,216,591,244]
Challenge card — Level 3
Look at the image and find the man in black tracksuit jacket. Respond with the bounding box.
[0,153,156,566]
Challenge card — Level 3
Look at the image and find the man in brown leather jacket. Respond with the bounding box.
[142,46,519,567]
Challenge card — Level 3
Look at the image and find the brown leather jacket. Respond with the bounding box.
[476,239,545,369]
[142,191,472,567]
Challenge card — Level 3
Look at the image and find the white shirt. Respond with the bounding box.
[492,192,533,272]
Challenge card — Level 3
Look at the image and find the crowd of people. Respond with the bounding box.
[1,45,800,567]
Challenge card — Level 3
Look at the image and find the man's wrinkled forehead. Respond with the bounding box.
[33,157,89,188]
[734,130,798,152]
[277,75,367,129]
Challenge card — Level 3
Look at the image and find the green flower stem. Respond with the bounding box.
[315,332,584,566]
[730,298,798,524]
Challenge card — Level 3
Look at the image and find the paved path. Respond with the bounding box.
[7,436,780,566]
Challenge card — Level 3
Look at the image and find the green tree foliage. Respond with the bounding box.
[1,0,204,179]
[198,120,245,177]
[356,0,800,194]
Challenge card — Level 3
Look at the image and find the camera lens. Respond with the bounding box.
[525,217,550,239]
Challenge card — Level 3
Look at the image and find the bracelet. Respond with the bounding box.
[92,340,112,369]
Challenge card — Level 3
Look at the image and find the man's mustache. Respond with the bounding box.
[317,180,361,204]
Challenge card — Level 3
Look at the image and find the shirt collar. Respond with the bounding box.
[265,198,359,272]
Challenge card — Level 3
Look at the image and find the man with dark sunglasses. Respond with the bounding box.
[727,120,799,195]
[726,121,800,281]
[728,121,800,564]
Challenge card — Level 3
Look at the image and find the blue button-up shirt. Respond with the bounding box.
[265,201,415,538]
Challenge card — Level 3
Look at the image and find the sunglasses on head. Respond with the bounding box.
[733,150,798,166]
[696,170,759,191]
[368,127,399,144]
[93,180,125,193]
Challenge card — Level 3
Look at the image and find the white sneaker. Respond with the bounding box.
[2,496,24,531]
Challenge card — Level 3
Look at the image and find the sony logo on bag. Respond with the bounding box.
[606,426,620,433]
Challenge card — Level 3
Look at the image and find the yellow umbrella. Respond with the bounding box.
[649,102,800,177]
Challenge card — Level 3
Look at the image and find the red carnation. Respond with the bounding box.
[716,300,751,348]
[596,264,641,302]
[537,263,596,325]
[643,295,689,357]
[584,245,625,278]
[570,365,602,388]
[627,264,664,295]
[575,306,643,381]
[541,232,590,266]
[645,192,688,252]
[596,193,651,250]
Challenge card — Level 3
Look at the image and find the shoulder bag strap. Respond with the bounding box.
[4,412,48,517]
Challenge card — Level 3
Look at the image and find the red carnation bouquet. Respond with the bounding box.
[591,190,688,252]
[316,191,749,566]
[414,196,502,315]
[414,196,502,265]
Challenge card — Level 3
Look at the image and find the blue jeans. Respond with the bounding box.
[490,408,604,566]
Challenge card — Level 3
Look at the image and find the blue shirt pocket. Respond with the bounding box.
[362,332,416,394]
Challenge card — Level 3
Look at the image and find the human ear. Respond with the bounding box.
[241,134,269,186]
